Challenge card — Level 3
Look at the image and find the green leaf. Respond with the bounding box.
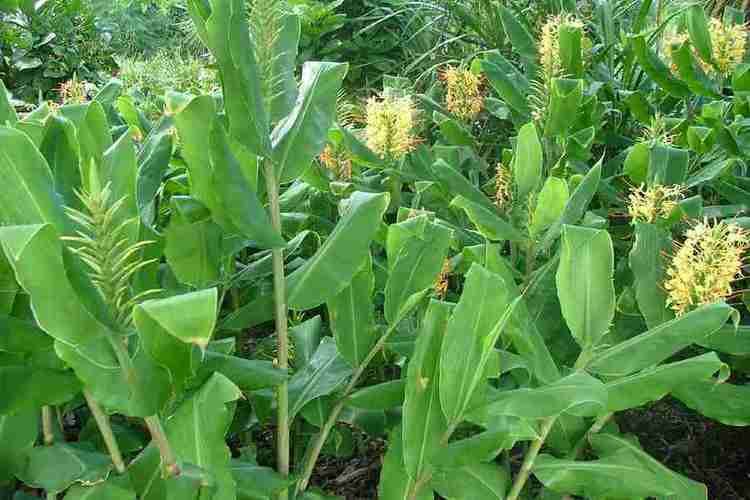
[0,410,38,483]
[482,51,531,117]
[629,222,674,328]
[39,115,82,209]
[588,302,735,377]
[559,25,583,78]
[432,463,509,500]
[164,213,223,288]
[624,143,650,184]
[533,453,675,498]
[198,352,287,391]
[471,372,607,420]
[0,127,69,231]
[384,217,453,324]
[498,6,537,73]
[429,159,495,211]
[673,379,750,426]
[648,143,688,187]
[287,191,389,311]
[540,161,601,250]
[136,130,172,229]
[233,462,296,500]
[18,444,111,492]
[431,427,528,468]
[440,264,515,425]
[590,433,707,500]
[530,177,569,237]
[513,122,543,201]
[673,41,719,98]
[606,352,727,412]
[699,324,750,355]
[403,300,451,480]
[451,195,525,242]
[0,80,18,125]
[210,123,285,249]
[269,13,301,123]
[287,337,352,419]
[64,476,136,500]
[102,133,138,222]
[546,79,584,137]
[60,102,112,189]
[0,366,80,414]
[378,426,431,500]
[686,5,713,64]
[272,61,348,183]
[203,0,270,156]
[631,34,690,98]
[348,379,405,410]
[556,225,615,349]
[328,253,376,366]
[130,373,242,500]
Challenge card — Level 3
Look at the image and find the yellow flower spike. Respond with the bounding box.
[627,183,684,224]
[538,14,585,82]
[664,219,750,316]
[494,163,513,210]
[319,143,352,181]
[434,258,451,299]
[440,66,485,121]
[364,94,420,161]
[707,18,747,75]
[58,76,89,104]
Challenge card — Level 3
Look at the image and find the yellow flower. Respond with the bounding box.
[664,220,749,316]
[319,143,352,181]
[707,18,747,75]
[628,184,683,224]
[364,94,419,160]
[494,163,512,209]
[661,32,690,74]
[440,66,484,121]
[539,14,585,82]
[434,258,451,299]
[58,76,89,104]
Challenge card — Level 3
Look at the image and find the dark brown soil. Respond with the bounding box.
[308,439,385,499]
[618,397,750,500]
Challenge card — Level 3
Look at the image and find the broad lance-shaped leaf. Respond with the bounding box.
[328,253,376,366]
[403,300,451,481]
[0,127,69,231]
[432,421,537,468]
[384,216,452,324]
[0,79,18,125]
[673,379,750,426]
[629,222,674,328]
[133,288,218,392]
[481,51,531,117]
[39,114,82,209]
[451,195,525,242]
[556,225,615,349]
[530,177,568,237]
[136,130,172,230]
[588,302,735,377]
[348,379,405,410]
[233,463,296,500]
[590,433,707,500]
[440,264,514,426]
[17,444,112,493]
[210,123,285,249]
[432,463,509,500]
[0,366,80,414]
[269,13,301,122]
[0,410,38,483]
[272,61,348,183]
[58,102,112,189]
[470,372,607,421]
[378,426,432,500]
[164,213,223,288]
[130,373,242,500]
[287,191,389,311]
[429,159,496,212]
[533,453,675,499]
[513,122,543,200]
[287,337,353,419]
[199,0,270,156]
[64,476,136,500]
[197,351,287,392]
[540,160,602,250]
[605,352,727,412]
[631,34,690,98]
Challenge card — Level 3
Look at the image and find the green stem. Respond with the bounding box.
[296,322,400,494]
[108,335,178,477]
[83,390,126,474]
[41,406,54,446]
[265,161,290,500]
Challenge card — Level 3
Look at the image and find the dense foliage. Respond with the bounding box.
[2,0,750,499]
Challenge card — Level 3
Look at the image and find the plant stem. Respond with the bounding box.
[83,390,126,474]
[108,335,178,477]
[506,416,556,500]
[265,161,290,500]
[296,322,400,494]
[41,406,54,446]
[144,416,179,476]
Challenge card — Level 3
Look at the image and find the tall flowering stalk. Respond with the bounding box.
[440,66,485,122]
[364,94,419,161]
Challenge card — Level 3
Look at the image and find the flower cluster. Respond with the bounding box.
[58,76,91,104]
[364,94,419,160]
[628,183,684,224]
[434,258,451,299]
[494,163,513,210]
[440,66,485,121]
[665,220,749,316]
[706,18,747,75]
[319,143,353,181]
